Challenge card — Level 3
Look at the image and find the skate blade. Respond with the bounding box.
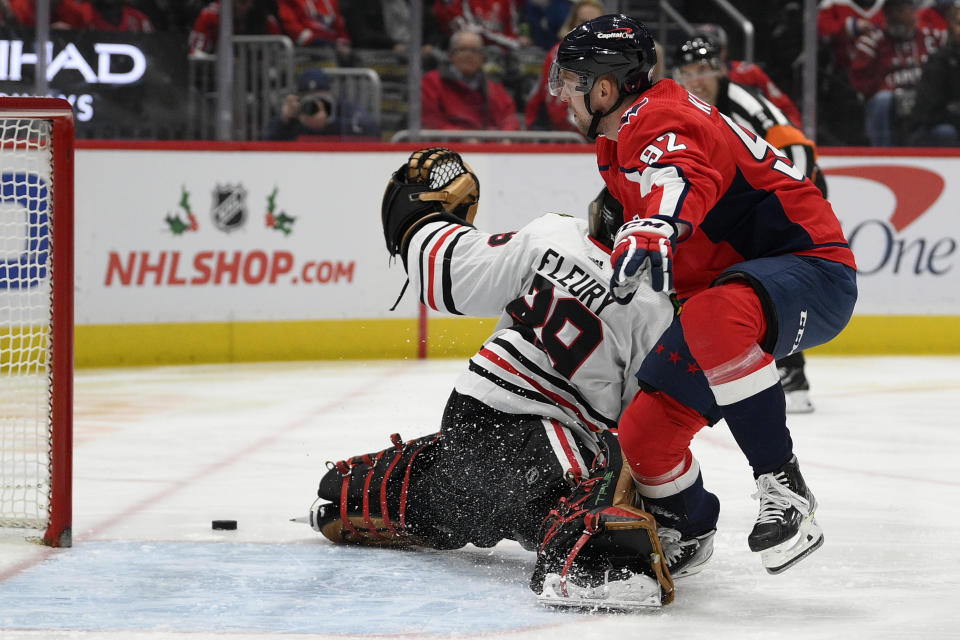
[760,515,824,574]
[537,573,662,611]
[784,390,815,414]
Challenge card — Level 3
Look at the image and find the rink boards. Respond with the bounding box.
[67,142,960,365]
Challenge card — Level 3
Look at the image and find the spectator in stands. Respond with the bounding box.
[908,2,960,145]
[523,0,574,50]
[0,0,27,25]
[818,0,885,71]
[849,0,947,146]
[57,0,155,32]
[421,29,521,133]
[189,0,282,57]
[264,68,380,141]
[433,0,529,50]
[524,0,604,133]
[276,0,352,63]
[341,0,443,59]
[1,0,81,29]
[693,22,803,126]
[138,0,207,32]
[816,0,885,145]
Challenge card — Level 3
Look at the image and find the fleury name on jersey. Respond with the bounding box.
[405,213,674,440]
[535,247,619,316]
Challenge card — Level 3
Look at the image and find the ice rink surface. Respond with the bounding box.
[1,355,959,640]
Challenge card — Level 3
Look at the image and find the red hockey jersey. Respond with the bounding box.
[849,26,945,98]
[596,79,856,299]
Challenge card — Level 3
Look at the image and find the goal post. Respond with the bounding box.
[0,97,74,548]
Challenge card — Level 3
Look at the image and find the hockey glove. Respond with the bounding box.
[609,218,678,302]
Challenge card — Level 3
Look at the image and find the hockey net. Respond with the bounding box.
[0,98,74,547]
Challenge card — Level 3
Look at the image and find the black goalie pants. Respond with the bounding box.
[406,391,598,551]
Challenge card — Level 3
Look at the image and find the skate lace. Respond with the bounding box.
[657,527,683,565]
[657,527,696,566]
[751,472,811,524]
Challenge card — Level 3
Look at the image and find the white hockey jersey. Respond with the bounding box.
[405,213,675,441]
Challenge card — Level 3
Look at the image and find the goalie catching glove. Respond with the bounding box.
[382,147,480,259]
[530,431,675,610]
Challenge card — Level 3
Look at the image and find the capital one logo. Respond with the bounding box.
[0,39,146,85]
[825,164,952,276]
[597,28,635,40]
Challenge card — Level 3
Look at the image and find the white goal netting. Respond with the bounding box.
[0,116,55,531]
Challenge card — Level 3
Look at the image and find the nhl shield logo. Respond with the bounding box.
[211,184,247,232]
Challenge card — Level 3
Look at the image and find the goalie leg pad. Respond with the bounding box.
[314,432,441,547]
[312,392,587,551]
[531,431,676,608]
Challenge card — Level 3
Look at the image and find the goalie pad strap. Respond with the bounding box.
[337,461,361,540]
[362,451,387,540]
[379,434,407,536]
[560,512,601,596]
[400,437,437,531]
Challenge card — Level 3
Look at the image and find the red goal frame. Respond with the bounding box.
[0,97,75,547]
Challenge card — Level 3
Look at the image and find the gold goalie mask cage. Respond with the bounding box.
[382,147,480,257]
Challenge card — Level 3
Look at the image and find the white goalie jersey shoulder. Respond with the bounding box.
[405,214,574,317]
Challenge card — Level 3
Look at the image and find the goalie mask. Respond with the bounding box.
[381,147,480,258]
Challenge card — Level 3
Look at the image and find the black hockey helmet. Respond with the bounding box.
[550,14,657,139]
[674,37,722,70]
[588,186,624,249]
[551,14,657,98]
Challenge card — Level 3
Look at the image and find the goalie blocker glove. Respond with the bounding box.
[530,431,675,610]
[609,217,678,301]
[381,147,480,262]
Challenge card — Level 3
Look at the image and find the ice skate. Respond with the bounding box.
[778,363,815,414]
[658,528,715,579]
[748,456,824,574]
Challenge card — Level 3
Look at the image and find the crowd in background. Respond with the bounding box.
[0,0,958,147]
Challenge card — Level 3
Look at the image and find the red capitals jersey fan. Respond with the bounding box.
[596,78,856,299]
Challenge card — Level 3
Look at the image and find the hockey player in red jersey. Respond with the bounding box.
[551,15,858,575]
[673,35,825,414]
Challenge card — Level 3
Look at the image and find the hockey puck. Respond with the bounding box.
[212,519,237,530]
